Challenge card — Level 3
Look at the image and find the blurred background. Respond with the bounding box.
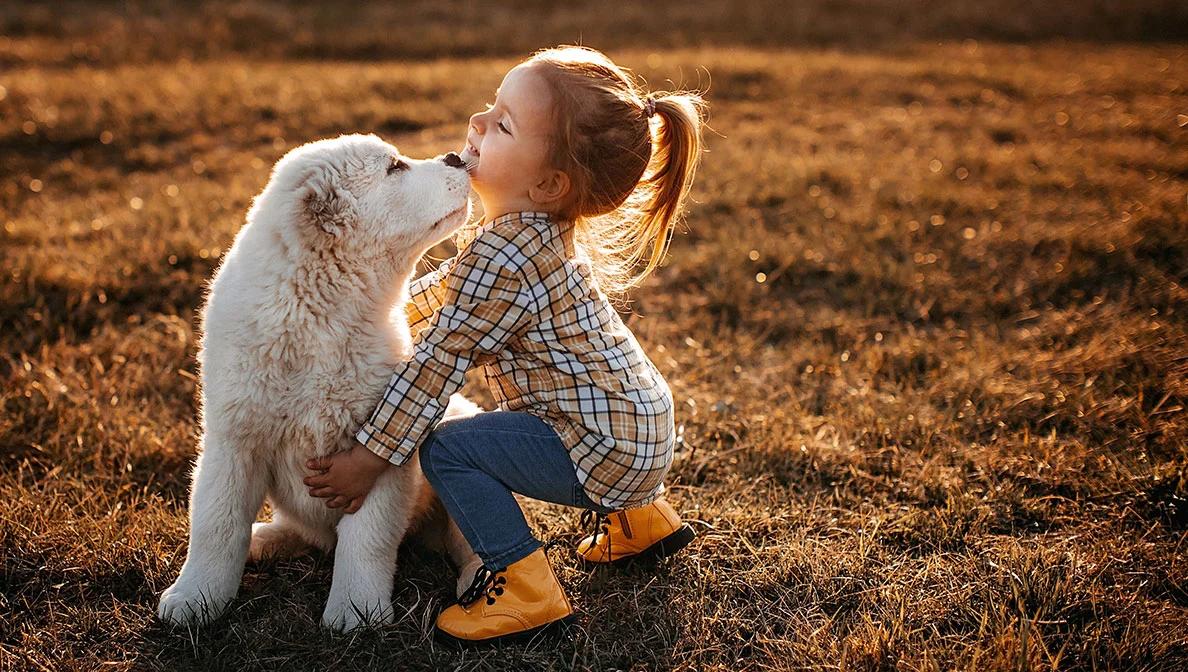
[3,0,1188,62]
[2,2,1186,671]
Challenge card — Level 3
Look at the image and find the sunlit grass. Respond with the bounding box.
[1,6,1186,671]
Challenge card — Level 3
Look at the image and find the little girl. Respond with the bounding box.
[302,45,706,646]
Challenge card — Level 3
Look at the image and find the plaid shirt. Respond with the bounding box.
[355,211,676,509]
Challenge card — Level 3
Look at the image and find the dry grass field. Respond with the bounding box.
[2,2,1186,670]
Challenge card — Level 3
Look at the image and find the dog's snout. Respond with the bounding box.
[442,152,466,169]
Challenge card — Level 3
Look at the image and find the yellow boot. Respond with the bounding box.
[577,498,695,566]
[434,547,576,647]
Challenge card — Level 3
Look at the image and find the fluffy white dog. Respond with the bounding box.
[157,134,482,631]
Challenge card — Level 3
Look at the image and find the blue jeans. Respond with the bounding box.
[419,411,617,571]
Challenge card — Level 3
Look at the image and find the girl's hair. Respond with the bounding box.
[526,45,707,301]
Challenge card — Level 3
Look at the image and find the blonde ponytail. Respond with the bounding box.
[622,93,707,290]
[527,46,708,302]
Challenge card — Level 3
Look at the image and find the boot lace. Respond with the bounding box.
[580,509,612,561]
[457,565,508,606]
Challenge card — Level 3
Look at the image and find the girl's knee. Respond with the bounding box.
[419,430,463,481]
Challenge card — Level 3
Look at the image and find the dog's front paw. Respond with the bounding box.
[321,588,394,632]
[157,579,233,626]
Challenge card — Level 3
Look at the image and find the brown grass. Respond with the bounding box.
[2,3,1186,670]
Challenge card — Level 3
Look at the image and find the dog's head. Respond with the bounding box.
[258,134,471,263]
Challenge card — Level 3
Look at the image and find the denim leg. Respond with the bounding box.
[419,411,614,571]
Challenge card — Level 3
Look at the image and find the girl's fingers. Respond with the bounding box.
[303,473,329,487]
[305,457,331,471]
[344,497,364,514]
[308,487,335,498]
[326,496,347,509]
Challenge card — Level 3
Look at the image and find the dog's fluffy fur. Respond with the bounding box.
[157,134,482,631]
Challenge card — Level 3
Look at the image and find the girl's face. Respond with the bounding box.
[460,64,563,218]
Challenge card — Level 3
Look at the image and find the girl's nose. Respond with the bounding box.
[442,152,466,169]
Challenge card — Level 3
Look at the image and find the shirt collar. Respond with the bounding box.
[489,210,572,240]
[458,210,575,256]
[481,210,553,233]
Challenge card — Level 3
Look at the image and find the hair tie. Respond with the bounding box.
[643,95,657,118]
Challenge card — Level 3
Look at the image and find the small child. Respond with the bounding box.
[302,45,706,646]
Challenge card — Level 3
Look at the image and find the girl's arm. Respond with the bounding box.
[305,247,536,507]
[404,225,483,336]
[356,243,538,466]
[405,257,452,337]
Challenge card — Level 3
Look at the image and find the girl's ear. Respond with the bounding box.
[528,168,571,207]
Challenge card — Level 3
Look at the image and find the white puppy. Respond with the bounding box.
[157,134,482,631]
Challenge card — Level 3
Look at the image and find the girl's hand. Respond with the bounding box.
[303,444,391,514]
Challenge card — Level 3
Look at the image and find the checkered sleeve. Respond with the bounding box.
[404,257,453,337]
[355,247,538,465]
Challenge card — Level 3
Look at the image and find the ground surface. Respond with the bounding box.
[1,2,1186,670]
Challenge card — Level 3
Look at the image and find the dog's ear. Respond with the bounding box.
[299,167,357,237]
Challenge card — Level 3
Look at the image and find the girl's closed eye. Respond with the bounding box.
[482,102,510,134]
[483,103,511,135]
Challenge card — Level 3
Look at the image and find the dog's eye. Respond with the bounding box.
[387,157,409,175]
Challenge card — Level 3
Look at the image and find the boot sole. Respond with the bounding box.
[582,523,696,568]
[433,614,577,648]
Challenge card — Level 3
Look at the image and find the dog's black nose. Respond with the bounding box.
[442,152,466,169]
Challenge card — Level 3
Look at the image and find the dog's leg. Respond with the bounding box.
[409,495,483,598]
[321,467,410,631]
[158,436,266,626]
[444,516,484,599]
